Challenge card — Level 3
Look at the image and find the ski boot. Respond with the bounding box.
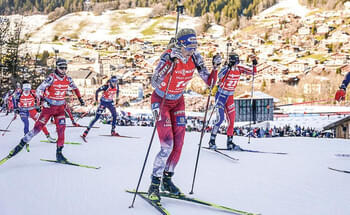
[161,171,182,196]
[148,176,161,204]
[9,139,26,158]
[25,143,30,152]
[227,136,242,151]
[227,136,234,150]
[208,136,217,150]
[111,129,120,136]
[81,129,90,142]
[56,146,68,163]
[46,134,56,143]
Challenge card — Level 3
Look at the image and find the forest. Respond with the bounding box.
[0,0,277,26]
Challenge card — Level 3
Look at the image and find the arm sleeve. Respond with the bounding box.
[31,90,40,106]
[218,66,229,80]
[12,93,20,109]
[237,64,257,75]
[151,51,175,89]
[67,76,81,98]
[192,51,211,86]
[340,72,350,90]
[95,85,107,101]
[36,75,54,100]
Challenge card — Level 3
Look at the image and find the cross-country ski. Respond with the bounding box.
[40,158,101,169]
[1,2,350,215]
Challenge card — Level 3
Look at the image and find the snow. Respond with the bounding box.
[260,0,312,18]
[0,114,349,215]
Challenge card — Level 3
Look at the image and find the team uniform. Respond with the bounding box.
[7,93,14,114]
[147,28,220,202]
[209,58,257,150]
[12,86,54,142]
[82,76,119,139]
[8,59,84,163]
[1,90,12,113]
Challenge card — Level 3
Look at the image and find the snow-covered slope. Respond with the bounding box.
[26,7,219,43]
[260,0,312,17]
[0,115,349,215]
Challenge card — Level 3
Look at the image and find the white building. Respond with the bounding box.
[298,27,310,35]
[120,83,143,98]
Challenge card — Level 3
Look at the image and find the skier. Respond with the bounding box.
[13,81,56,145]
[6,58,85,163]
[208,52,258,150]
[6,90,15,114]
[1,90,12,114]
[147,28,221,203]
[81,75,120,140]
[335,72,350,101]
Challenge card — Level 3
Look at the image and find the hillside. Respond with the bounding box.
[1,0,278,29]
[298,0,349,9]
[20,7,217,57]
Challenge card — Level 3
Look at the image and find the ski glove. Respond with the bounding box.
[43,100,51,108]
[335,89,346,101]
[151,103,161,121]
[208,69,218,88]
[170,48,186,62]
[36,106,41,113]
[14,108,20,114]
[212,53,222,69]
[79,97,85,106]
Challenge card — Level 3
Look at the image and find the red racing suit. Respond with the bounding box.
[150,48,214,177]
[211,64,257,136]
[13,90,50,136]
[21,72,82,147]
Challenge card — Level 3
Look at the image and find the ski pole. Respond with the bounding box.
[2,115,16,136]
[248,54,257,144]
[190,81,214,195]
[129,3,183,208]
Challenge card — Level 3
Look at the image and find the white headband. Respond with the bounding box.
[23,83,31,90]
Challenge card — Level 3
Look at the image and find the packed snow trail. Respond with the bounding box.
[0,115,349,215]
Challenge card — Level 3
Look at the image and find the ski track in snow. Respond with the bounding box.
[0,115,349,215]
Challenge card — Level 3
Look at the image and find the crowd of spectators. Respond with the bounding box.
[88,112,334,138]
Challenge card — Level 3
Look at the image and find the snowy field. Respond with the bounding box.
[259,0,312,17]
[0,114,349,215]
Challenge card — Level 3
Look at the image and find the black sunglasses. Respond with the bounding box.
[58,66,67,70]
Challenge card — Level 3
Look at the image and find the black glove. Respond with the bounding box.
[252,58,258,66]
[14,108,20,114]
[212,54,222,69]
[79,97,85,106]
[115,98,120,106]
[36,106,41,113]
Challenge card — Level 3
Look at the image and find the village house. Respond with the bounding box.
[324,116,350,139]
[129,38,144,52]
[298,26,310,35]
[317,24,330,34]
[67,68,102,95]
[288,60,308,73]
